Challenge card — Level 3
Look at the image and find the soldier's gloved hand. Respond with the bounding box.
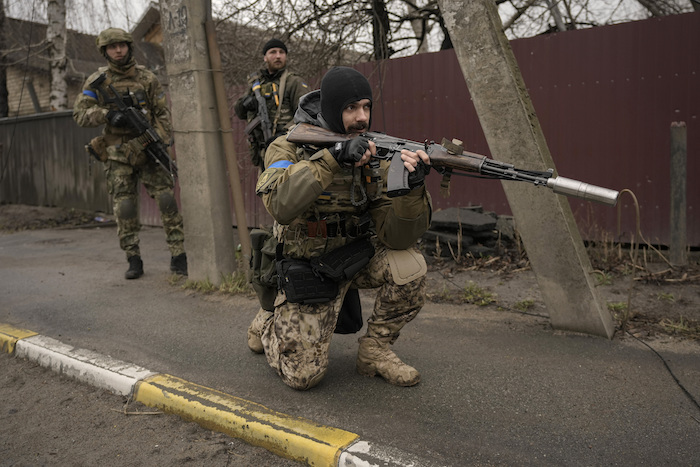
[106,110,129,128]
[407,160,431,190]
[329,137,369,167]
[242,95,257,111]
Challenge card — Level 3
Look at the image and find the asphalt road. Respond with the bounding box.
[1,226,699,466]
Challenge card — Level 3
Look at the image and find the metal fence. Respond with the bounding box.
[2,12,698,246]
[0,110,111,213]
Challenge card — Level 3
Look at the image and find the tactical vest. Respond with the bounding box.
[96,65,152,140]
[278,149,385,259]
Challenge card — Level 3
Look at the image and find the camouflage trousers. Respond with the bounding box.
[104,159,185,259]
[260,244,426,390]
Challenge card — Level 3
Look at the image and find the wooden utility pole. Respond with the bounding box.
[669,122,687,267]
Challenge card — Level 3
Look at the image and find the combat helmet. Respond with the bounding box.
[96,28,133,51]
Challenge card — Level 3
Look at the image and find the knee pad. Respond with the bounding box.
[117,198,138,220]
[387,248,427,285]
[157,192,178,214]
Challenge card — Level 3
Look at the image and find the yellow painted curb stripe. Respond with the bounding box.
[134,373,359,467]
[0,324,38,354]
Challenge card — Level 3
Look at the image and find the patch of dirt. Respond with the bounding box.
[0,353,302,466]
[0,203,114,232]
[422,241,700,342]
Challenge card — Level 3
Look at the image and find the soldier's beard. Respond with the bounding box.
[346,122,369,134]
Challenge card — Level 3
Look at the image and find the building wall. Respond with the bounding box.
[6,67,84,117]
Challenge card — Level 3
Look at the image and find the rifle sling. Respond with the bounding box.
[272,70,288,131]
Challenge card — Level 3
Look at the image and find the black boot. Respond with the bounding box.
[125,256,144,280]
[170,253,188,276]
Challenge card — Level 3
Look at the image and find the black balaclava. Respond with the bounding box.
[320,66,372,134]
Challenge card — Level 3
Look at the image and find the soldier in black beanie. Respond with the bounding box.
[234,38,308,168]
[318,66,373,134]
[247,66,432,391]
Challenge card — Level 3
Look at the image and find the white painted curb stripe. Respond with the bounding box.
[15,334,155,396]
[339,440,438,467]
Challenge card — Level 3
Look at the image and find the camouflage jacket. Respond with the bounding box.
[255,90,432,259]
[72,58,172,163]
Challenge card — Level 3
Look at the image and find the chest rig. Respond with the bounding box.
[306,145,384,231]
[98,69,151,125]
[278,146,385,258]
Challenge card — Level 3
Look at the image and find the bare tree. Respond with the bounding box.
[499,0,695,38]
[47,0,68,110]
[215,0,694,79]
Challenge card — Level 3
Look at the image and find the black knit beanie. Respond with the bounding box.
[320,67,373,134]
[262,38,287,55]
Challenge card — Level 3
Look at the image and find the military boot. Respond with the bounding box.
[247,308,273,354]
[356,336,420,386]
[170,253,188,276]
[125,256,144,280]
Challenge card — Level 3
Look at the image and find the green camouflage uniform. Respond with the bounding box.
[253,90,432,390]
[234,67,308,168]
[73,36,184,260]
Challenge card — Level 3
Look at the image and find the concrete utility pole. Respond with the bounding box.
[437,0,615,338]
[159,0,236,284]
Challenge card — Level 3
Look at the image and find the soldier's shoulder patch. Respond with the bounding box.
[255,167,286,195]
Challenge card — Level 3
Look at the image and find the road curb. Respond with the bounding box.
[1,322,434,467]
[16,334,155,396]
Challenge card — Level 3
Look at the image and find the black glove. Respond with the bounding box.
[329,137,369,167]
[106,110,128,128]
[407,159,431,190]
[242,95,257,111]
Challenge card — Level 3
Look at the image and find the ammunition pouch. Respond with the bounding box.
[87,136,108,162]
[310,237,375,282]
[277,258,338,305]
[306,212,373,239]
[125,136,149,166]
[277,238,375,305]
[249,228,279,311]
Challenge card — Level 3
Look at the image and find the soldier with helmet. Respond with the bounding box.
[234,38,309,169]
[73,27,187,280]
[247,66,432,390]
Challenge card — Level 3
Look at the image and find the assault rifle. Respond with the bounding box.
[286,123,619,206]
[245,76,273,143]
[89,73,177,178]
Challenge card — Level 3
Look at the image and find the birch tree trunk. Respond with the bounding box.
[47,0,68,111]
[0,0,8,117]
